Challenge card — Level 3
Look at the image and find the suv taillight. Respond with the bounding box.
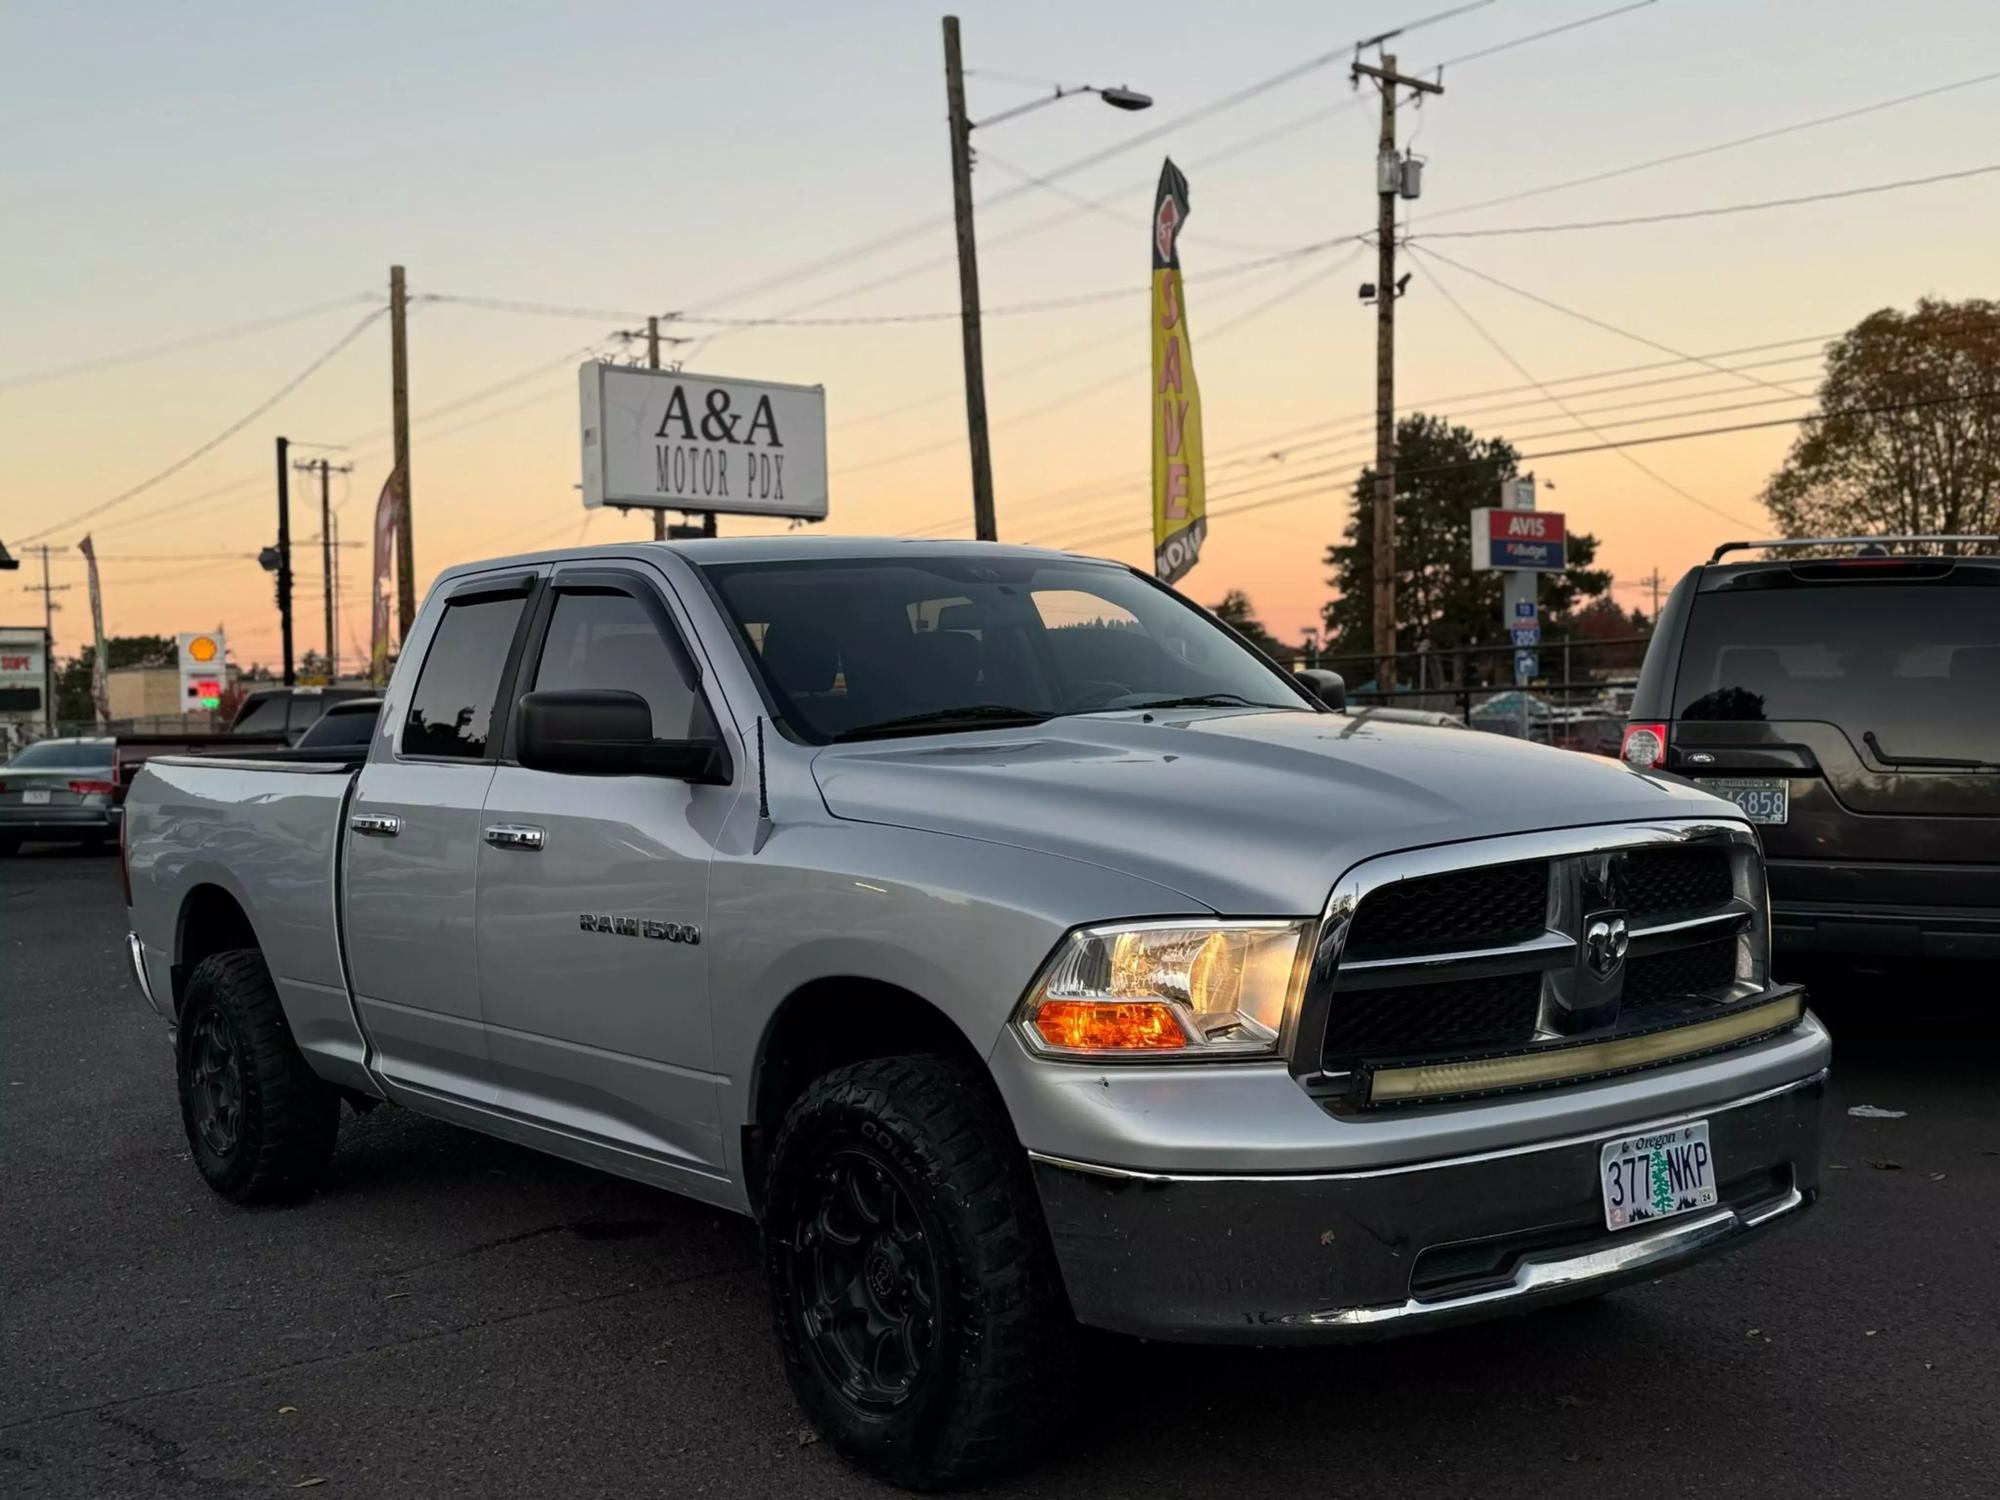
[70,779,116,795]
[1621,722,1668,770]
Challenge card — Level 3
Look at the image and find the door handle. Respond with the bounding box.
[484,823,545,851]
[349,813,401,837]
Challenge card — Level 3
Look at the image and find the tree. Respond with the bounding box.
[1763,297,2000,540]
[1545,593,1651,672]
[54,635,175,722]
[1322,414,1612,675]
[1208,589,1285,658]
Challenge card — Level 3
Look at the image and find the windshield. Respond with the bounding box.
[703,555,1312,742]
[1674,581,2000,762]
[7,740,112,769]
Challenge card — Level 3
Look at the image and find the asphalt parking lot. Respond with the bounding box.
[2,845,1995,1499]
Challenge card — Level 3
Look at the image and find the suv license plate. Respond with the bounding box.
[1709,777,1787,824]
[1600,1121,1717,1231]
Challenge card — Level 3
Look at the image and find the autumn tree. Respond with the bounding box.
[1322,414,1611,671]
[1763,297,2000,541]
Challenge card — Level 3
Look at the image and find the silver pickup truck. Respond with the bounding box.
[124,537,1829,1485]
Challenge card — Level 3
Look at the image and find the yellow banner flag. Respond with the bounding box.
[1151,158,1206,585]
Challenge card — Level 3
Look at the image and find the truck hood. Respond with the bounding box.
[809,709,1741,914]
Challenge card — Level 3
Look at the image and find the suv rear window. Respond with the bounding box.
[1675,582,2000,760]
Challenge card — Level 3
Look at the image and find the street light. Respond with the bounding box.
[942,15,1153,542]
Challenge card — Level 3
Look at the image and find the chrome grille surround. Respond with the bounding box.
[1295,820,1778,1106]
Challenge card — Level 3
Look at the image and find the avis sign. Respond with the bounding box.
[580,363,828,521]
[1470,507,1568,572]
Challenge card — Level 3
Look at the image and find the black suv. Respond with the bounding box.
[1624,536,2000,964]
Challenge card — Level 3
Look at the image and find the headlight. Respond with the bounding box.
[1016,920,1313,1059]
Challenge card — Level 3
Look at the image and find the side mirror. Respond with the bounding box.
[1297,669,1346,711]
[515,689,729,783]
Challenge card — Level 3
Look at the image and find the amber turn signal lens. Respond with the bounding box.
[1032,1000,1190,1052]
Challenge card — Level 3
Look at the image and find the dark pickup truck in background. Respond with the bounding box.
[1623,536,2000,964]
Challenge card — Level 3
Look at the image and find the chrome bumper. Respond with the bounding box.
[1030,1069,1825,1344]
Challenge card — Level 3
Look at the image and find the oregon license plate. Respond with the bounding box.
[22,788,50,805]
[1709,777,1787,825]
[1600,1120,1717,1231]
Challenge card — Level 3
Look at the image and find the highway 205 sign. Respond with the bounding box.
[1470,507,1567,571]
[580,363,828,521]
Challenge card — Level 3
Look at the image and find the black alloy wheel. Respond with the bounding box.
[185,1004,247,1159]
[787,1147,944,1415]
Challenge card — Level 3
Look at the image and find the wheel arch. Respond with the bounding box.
[742,976,996,1208]
[172,883,261,1016]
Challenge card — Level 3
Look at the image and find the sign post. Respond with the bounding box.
[580,365,828,523]
[1471,477,1565,738]
[177,632,227,719]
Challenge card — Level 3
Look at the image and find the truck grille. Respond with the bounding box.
[1342,860,1548,961]
[1314,826,1763,1079]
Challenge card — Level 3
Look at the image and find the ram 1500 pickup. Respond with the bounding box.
[124,537,1829,1485]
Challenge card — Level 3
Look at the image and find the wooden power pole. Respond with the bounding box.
[1353,53,1440,690]
[27,545,69,731]
[294,456,354,679]
[275,436,295,687]
[942,15,997,542]
[389,265,415,637]
[647,316,668,542]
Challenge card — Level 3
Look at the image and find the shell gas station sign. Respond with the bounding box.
[177,631,226,713]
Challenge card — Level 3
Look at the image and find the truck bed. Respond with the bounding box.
[124,756,369,1087]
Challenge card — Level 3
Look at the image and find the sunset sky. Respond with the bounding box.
[6,0,1999,669]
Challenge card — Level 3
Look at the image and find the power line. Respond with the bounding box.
[1425,0,1656,73]
[0,293,377,394]
[1410,161,2000,239]
[1405,243,1813,400]
[1420,65,2000,226]
[18,307,387,544]
[1412,256,1761,528]
[1042,388,2000,554]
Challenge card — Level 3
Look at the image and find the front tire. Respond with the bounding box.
[763,1054,1073,1488]
[177,949,339,1203]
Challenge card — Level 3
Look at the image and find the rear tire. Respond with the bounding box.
[763,1054,1073,1489]
[177,949,339,1203]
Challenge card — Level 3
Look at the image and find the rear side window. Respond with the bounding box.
[402,596,527,758]
[532,590,703,738]
[1675,583,2000,759]
[231,695,287,735]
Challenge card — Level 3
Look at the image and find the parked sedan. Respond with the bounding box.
[0,737,118,854]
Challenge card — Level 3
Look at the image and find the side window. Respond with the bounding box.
[402,595,527,758]
[532,589,703,739]
[230,695,286,735]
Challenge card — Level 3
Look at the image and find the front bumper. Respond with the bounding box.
[1772,898,2000,962]
[1031,1068,1824,1344]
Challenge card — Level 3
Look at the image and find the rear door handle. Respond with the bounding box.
[484,823,545,851]
[349,813,401,837]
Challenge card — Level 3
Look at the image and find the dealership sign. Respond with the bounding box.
[579,363,827,521]
[1470,507,1568,571]
[177,631,227,712]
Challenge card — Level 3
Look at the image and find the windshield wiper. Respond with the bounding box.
[1863,730,2000,771]
[832,705,1053,742]
[1086,693,1284,713]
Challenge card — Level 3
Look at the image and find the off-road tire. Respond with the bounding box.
[763,1053,1073,1489]
[177,948,340,1203]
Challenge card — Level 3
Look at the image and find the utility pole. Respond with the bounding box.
[942,15,997,542]
[26,545,69,731]
[294,456,354,680]
[275,437,295,687]
[1353,51,1440,691]
[647,316,668,543]
[1640,566,1666,620]
[389,265,415,638]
